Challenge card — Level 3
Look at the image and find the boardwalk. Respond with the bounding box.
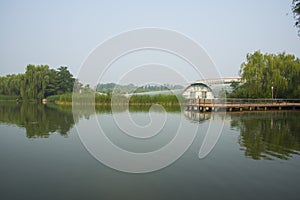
[186,98,300,112]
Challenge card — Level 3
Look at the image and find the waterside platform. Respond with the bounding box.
[186,98,300,112]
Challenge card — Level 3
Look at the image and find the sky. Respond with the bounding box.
[0,0,299,84]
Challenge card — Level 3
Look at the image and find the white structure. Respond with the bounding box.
[182,82,214,99]
[182,77,241,99]
[198,77,241,85]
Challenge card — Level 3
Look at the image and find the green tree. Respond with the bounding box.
[56,66,75,94]
[293,0,300,35]
[0,65,77,100]
[45,69,59,97]
[232,51,300,98]
[22,64,51,100]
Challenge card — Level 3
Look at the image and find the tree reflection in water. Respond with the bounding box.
[0,103,181,139]
[184,110,300,160]
[0,102,76,138]
[231,111,300,160]
[2,102,299,160]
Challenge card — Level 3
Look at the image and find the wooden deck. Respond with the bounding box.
[186,98,300,112]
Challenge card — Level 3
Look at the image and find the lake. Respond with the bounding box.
[0,102,300,200]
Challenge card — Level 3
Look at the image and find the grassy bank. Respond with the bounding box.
[0,95,20,101]
[47,93,184,106]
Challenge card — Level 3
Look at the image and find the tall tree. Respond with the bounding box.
[45,69,59,97]
[293,0,300,36]
[22,64,50,100]
[232,51,300,98]
[0,65,78,100]
[56,66,75,94]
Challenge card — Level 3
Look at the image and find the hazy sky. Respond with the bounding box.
[0,0,299,83]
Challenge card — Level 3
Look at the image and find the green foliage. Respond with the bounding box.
[95,93,111,104]
[0,74,23,96]
[293,0,300,35]
[0,65,78,101]
[52,92,183,106]
[96,83,118,94]
[56,66,75,94]
[58,93,112,105]
[21,64,50,100]
[230,51,300,98]
[129,105,181,112]
[129,94,183,105]
[230,81,240,92]
[46,95,61,102]
[0,95,19,101]
[59,93,73,103]
[45,69,59,97]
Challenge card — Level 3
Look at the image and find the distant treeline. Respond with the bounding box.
[96,83,183,94]
[0,64,81,100]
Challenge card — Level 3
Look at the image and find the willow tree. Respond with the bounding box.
[0,65,78,100]
[232,51,300,98]
[21,64,51,100]
[0,74,23,96]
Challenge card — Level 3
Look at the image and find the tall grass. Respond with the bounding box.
[0,95,19,101]
[47,93,184,105]
[46,95,60,102]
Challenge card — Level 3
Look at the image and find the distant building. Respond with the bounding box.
[182,82,214,99]
[182,77,241,99]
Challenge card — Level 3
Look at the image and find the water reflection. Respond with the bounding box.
[0,102,76,138]
[1,102,300,161]
[230,112,300,160]
[184,110,300,160]
[0,103,181,139]
[183,110,211,123]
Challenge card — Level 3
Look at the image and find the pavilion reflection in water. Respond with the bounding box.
[183,110,211,123]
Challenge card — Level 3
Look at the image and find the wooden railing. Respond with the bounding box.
[185,98,300,112]
[186,98,300,105]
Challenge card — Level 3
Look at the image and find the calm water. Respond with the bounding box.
[0,102,300,200]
